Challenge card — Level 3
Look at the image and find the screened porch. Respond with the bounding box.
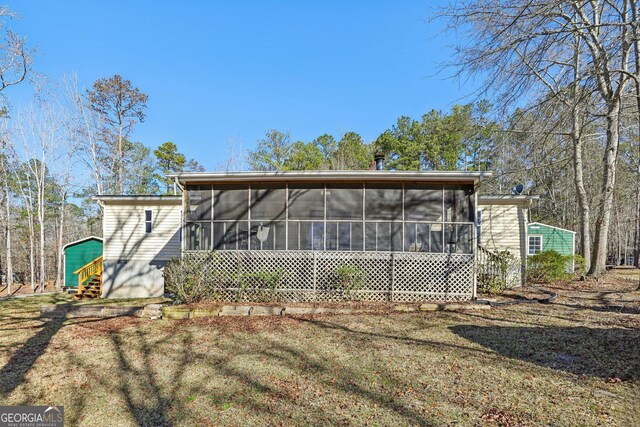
[173,171,487,302]
[184,183,476,255]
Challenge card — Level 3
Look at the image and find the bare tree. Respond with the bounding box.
[12,147,36,291]
[53,117,76,290]
[0,128,12,295]
[441,0,635,276]
[0,7,32,98]
[15,103,65,292]
[86,75,148,194]
[65,74,105,196]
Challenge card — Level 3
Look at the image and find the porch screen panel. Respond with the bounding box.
[186,222,211,250]
[404,222,432,252]
[214,186,249,220]
[444,185,474,222]
[365,222,402,251]
[251,186,286,220]
[288,185,324,220]
[213,221,249,250]
[250,186,286,250]
[445,223,473,254]
[326,222,363,251]
[430,224,444,253]
[212,185,249,250]
[187,185,212,221]
[287,221,324,250]
[186,185,213,250]
[326,185,363,220]
[365,186,402,221]
[404,185,443,221]
[250,222,286,250]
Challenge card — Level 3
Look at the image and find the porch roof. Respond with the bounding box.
[169,170,493,186]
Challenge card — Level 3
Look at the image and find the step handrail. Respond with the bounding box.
[73,255,103,294]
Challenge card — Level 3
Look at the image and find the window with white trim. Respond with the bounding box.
[528,235,542,255]
[145,210,153,233]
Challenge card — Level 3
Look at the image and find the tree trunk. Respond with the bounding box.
[571,93,591,271]
[573,135,591,272]
[118,116,124,194]
[571,37,591,272]
[588,103,621,276]
[39,204,45,292]
[4,184,11,296]
[28,209,35,292]
[634,170,640,268]
[55,194,66,290]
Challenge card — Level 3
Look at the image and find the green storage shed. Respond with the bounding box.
[527,222,575,270]
[63,236,103,288]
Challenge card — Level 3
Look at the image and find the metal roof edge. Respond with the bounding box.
[168,170,494,184]
[528,222,577,234]
[63,235,103,250]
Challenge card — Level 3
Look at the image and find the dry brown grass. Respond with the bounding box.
[0,276,639,426]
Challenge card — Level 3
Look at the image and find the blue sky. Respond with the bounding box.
[7,0,477,170]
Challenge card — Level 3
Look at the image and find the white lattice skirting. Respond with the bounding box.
[183,250,475,302]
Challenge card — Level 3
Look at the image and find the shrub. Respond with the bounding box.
[478,250,515,294]
[333,264,366,299]
[237,268,287,302]
[527,250,573,283]
[163,252,222,304]
[478,273,506,295]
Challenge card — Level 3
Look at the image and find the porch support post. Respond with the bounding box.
[473,191,478,300]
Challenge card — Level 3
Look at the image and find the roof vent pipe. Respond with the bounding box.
[374,153,385,171]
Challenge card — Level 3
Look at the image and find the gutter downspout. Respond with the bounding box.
[174,177,186,256]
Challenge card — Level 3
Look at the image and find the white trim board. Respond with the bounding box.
[62,235,103,251]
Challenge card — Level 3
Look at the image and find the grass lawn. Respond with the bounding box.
[0,276,638,426]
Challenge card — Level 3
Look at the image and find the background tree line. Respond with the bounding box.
[0,8,202,293]
[247,0,640,279]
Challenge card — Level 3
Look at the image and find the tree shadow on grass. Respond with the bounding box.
[0,315,109,399]
[450,325,640,380]
[0,315,65,397]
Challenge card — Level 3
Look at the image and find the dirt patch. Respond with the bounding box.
[480,407,531,427]
[66,316,145,339]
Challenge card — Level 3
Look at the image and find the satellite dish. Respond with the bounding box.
[513,184,524,195]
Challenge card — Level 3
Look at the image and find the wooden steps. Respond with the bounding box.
[72,274,102,301]
[72,255,103,301]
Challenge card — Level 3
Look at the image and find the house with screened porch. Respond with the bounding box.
[86,170,496,300]
[73,170,559,303]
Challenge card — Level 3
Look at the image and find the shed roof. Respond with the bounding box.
[63,236,103,251]
[169,170,493,186]
[479,195,540,207]
[528,222,576,234]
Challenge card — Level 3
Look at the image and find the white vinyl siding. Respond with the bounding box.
[103,202,181,261]
[478,204,523,256]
